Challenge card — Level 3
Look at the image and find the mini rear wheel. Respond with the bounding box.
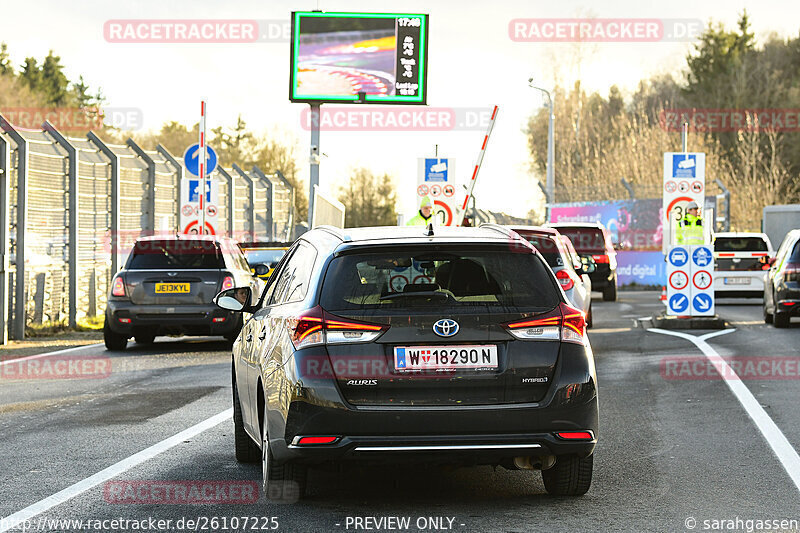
[763,299,773,324]
[774,311,790,328]
[602,283,617,302]
[542,454,593,496]
[103,318,128,351]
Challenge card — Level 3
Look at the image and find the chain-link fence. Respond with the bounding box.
[0,114,294,342]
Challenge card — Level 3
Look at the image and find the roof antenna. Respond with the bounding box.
[424,223,434,236]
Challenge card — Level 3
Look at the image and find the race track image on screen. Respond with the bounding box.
[291,12,428,104]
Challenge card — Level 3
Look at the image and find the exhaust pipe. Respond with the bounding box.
[512,455,556,470]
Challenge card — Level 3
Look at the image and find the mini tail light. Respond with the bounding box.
[111,276,126,297]
[555,269,575,291]
[296,436,339,445]
[591,254,609,263]
[718,252,735,257]
[505,302,586,345]
[555,431,594,440]
[221,275,235,291]
[288,306,387,350]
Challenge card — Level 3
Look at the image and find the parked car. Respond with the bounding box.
[546,222,618,301]
[215,225,598,501]
[239,241,290,280]
[103,235,263,350]
[506,225,594,328]
[713,232,774,298]
[763,229,800,327]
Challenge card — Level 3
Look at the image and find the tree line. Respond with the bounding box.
[0,43,397,227]
[526,13,800,231]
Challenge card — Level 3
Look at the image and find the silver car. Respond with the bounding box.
[507,226,595,328]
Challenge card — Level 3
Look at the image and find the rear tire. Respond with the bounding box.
[233,380,260,464]
[774,310,790,328]
[134,334,155,345]
[602,282,617,302]
[262,404,307,502]
[103,318,128,351]
[542,454,593,496]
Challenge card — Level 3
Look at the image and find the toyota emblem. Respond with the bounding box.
[433,319,459,338]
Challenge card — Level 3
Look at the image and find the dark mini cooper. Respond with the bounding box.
[215,225,598,501]
[103,235,262,350]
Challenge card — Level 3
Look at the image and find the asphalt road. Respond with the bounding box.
[1,292,799,533]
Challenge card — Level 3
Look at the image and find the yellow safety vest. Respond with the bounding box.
[406,211,434,226]
[677,214,703,245]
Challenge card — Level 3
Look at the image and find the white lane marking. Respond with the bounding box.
[649,327,800,493]
[0,344,104,367]
[0,408,232,532]
[619,303,633,311]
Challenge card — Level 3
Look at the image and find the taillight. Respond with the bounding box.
[555,431,594,440]
[221,275,235,290]
[289,306,387,350]
[592,254,609,264]
[504,302,586,345]
[555,269,575,291]
[111,276,126,297]
[295,436,339,445]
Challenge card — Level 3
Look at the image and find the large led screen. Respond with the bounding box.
[290,12,429,104]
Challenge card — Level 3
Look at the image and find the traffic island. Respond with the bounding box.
[651,313,728,330]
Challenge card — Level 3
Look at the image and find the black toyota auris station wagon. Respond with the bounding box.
[215,225,599,501]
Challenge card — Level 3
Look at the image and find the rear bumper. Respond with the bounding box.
[275,431,596,465]
[105,300,239,336]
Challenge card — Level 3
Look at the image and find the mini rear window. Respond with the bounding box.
[714,237,768,252]
[320,246,559,311]
[126,240,224,269]
[553,227,607,252]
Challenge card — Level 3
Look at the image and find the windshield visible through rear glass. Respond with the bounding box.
[126,240,224,269]
[714,237,768,252]
[553,227,606,253]
[320,247,558,311]
[245,249,287,266]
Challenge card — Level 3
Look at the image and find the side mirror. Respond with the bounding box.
[253,263,270,277]
[214,287,252,312]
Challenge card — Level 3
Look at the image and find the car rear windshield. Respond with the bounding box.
[553,227,606,253]
[714,237,768,252]
[126,240,224,269]
[320,246,559,311]
[516,234,564,268]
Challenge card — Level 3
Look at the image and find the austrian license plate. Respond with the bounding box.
[393,345,498,372]
[155,282,190,294]
[724,277,750,285]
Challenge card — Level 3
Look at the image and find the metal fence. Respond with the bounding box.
[0,114,294,342]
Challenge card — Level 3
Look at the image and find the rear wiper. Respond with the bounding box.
[379,290,453,302]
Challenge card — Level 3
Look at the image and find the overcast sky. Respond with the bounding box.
[1,0,797,218]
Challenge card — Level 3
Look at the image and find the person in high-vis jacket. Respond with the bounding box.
[677,200,703,245]
[406,195,435,226]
